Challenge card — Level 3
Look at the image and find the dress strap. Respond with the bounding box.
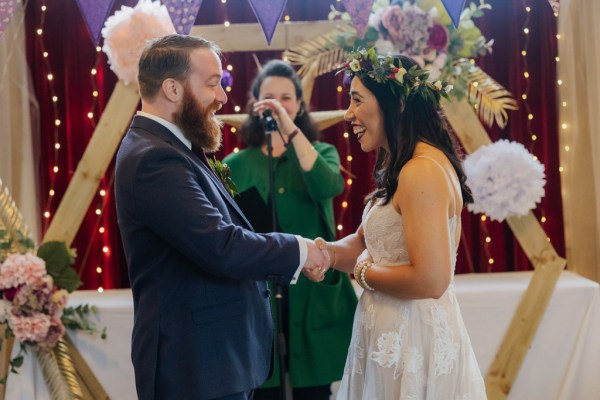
[414,155,460,189]
[414,155,461,223]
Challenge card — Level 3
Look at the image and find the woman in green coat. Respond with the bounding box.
[223,60,357,400]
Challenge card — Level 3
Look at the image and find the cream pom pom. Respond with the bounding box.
[464,139,546,222]
[101,0,176,85]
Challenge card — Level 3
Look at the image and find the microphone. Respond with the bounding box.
[261,109,278,134]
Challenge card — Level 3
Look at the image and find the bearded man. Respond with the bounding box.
[115,34,328,400]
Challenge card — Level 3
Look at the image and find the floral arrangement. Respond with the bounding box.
[329,0,493,100]
[339,47,452,105]
[0,231,104,381]
[463,139,546,222]
[209,158,238,197]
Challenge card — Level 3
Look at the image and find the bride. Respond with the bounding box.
[317,48,487,399]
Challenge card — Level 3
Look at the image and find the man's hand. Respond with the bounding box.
[302,239,329,282]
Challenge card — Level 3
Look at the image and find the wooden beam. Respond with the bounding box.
[42,82,139,245]
[190,21,341,52]
[441,97,493,153]
[218,110,346,132]
[485,214,566,398]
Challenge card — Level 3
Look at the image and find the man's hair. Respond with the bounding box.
[137,34,220,100]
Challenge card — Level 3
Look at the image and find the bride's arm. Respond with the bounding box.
[362,159,454,299]
[320,225,367,274]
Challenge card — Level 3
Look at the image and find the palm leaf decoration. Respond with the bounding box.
[283,25,351,78]
[457,59,518,129]
[0,178,33,258]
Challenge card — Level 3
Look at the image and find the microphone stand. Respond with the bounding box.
[264,120,291,400]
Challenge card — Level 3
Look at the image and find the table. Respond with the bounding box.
[7,271,600,399]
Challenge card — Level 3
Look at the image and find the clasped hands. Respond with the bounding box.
[301,238,331,282]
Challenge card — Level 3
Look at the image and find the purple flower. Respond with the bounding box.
[221,70,233,90]
[3,286,19,302]
[428,24,449,51]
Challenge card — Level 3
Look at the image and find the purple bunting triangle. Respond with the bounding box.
[247,0,287,45]
[342,0,375,39]
[441,0,466,29]
[0,0,18,39]
[548,0,559,13]
[163,0,203,35]
[75,0,116,45]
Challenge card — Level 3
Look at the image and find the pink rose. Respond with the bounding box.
[37,317,65,352]
[428,23,449,51]
[0,253,47,289]
[380,6,406,44]
[9,313,51,343]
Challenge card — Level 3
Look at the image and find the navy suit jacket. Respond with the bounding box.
[115,116,300,399]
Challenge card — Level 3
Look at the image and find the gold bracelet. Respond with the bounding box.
[328,242,337,268]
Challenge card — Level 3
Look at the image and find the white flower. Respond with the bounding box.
[349,59,361,72]
[375,38,395,55]
[0,300,12,323]
[444,84,454,93]
[464,139,546,222]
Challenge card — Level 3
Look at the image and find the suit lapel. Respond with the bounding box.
[131,116,255,230]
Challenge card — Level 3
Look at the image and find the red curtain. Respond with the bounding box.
[24,0,563,289]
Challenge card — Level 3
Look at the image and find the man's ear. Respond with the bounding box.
[162,78,183,102]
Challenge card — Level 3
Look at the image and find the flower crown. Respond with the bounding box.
[338,47,453,105]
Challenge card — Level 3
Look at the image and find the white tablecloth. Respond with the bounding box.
[6,271,600,399]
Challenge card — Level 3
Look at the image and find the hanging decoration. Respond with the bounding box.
[0,0,17,39]
[548,0,559,13]
[75,0,117,45]
[101,0,176,85]
[341,0,375,39]
[441,0,466,28]
[247,0,287,45]
[463,139,546,222]
[163,0,203,35]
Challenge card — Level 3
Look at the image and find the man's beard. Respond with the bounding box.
[173,85,223,153]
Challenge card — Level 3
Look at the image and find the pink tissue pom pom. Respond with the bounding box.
[102,0,176,85]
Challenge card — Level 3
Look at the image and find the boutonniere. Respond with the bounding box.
[208,157,238,197]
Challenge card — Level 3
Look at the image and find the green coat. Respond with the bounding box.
[223,142,358,388]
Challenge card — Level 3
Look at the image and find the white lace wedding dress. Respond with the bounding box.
[336,199,487,400]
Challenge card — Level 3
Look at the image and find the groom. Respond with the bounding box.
[115,34,328,400]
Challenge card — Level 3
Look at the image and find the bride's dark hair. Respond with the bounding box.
[358,55,473,206]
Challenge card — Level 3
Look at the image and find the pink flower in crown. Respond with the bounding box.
[0,253,47,290]
[428,23,449,51]
[9,313,51,343]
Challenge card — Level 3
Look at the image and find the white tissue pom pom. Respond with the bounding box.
[464,139,546,222]
[101,0,176,85]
